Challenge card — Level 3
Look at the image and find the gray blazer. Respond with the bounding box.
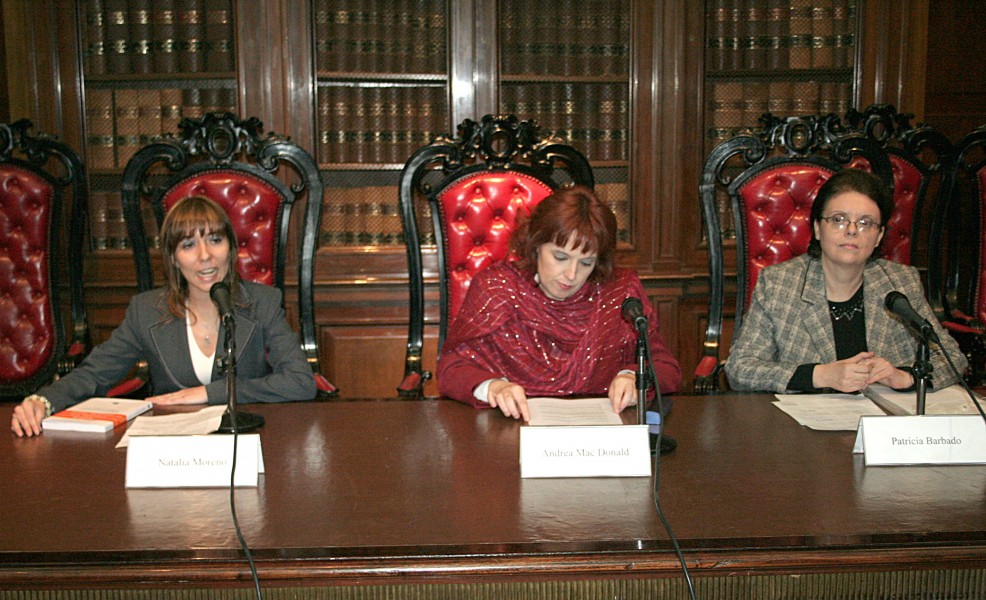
[725,255,967,393]
[40,281,316,411]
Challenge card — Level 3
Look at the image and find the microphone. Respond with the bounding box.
[884,291,940,343]
[621,297,648,333]
[210,282,234,325]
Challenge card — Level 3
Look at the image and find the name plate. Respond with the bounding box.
[520,424,650,478]
[126,434,265,488]
[853,415,986,466]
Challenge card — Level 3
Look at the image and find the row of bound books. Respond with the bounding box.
[83,0,235,75]
[316,183,630,248]
[499,0,630,77]
[707,0,857,72]
[316,85,447,165]
[90,191,160,252]
[314,0,447,74]
[706,80,851,144]
[501,82,629,162]
[86,87,236,170]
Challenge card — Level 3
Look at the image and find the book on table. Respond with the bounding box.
[42,398,154,433]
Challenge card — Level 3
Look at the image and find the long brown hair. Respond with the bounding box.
[510,185,618,283]
[159,196,239,320]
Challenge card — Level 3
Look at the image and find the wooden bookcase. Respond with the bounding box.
[2,0,929,397]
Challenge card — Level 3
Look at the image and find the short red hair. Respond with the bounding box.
[510,185,617,283]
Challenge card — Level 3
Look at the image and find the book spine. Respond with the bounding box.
[499,0,518,75]
[90,191,110,250]
[398,86,416,162]
[381,199,402,245]
[86,88,116,170]
[789,3,812,68]
[744,0,767,70]
[137,89,162,146]
[742,81,769,131]
[176,0,204,73]
[832,0,854,68]
[142,198,161,249]
[152,0,178,73]
[204,0,234,72]
[114,88,141,168]
[321,187,346,247]
[199,87,222,116]
[219,87,237,114]
[106,191,128,249]
[427,1,446,74]
[383,85,401,164]
[129,3,153,74]
[314,0,331,71]
[767,80,793,116]
[341,187,360,246]
[818,81,839,115]
[791,80,820,116]
[160,88,183,134]
[811,0,835,68]
[725,0,742,71]
[182,87,205,120]
[350,87,369,164]
[105,0,131,73]
[707,0,726,72]
[709,81,742,147]
[84,0,108,75]
[764,0,789,69]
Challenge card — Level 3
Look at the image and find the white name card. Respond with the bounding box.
[854,415,986,466]
[126,434,265,488]
[520,424,650,478]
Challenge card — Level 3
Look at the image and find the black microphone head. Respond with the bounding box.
[621,296,643,316]
[210,281,231,302]
[884,290,905,311]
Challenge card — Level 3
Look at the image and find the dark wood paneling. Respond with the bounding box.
[924,0,986,141]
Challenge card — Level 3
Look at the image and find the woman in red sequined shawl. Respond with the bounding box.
[437,186,681,421]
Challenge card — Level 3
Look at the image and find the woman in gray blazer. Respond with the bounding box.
[12,196,316,436]
[725,169,966,394]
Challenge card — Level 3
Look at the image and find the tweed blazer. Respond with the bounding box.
[39,281,316,411]
[724,255,967,393]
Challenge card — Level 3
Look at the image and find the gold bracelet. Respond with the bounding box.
[25,394,52,417]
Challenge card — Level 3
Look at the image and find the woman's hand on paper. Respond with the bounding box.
[608,371,637,413]
[488,380,530,422]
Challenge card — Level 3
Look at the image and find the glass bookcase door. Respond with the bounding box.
[312,0,450,250]
[497,0,633,246]
[80,0,238,254]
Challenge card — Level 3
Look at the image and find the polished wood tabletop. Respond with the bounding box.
[2,395,985,592]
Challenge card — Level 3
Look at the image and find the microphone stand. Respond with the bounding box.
[913,336,932,416]
[634,334,647,426]
[217,315,264,433]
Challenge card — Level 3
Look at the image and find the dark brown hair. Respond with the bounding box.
[808,168,893,261]
[160,196,239,320]
[510,185,618,283]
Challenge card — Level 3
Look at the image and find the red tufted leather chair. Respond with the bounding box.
[0,120,89,398]
[927,124,986,385]
[844,104,953,265]
[397,115,594,398]
[119,113,337,398]
[695,114,893,393]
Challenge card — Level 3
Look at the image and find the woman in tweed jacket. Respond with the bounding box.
[725,169,966,393]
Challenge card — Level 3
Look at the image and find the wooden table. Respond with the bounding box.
[1,395,984,599]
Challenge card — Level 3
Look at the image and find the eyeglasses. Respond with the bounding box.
[819,214,882,233]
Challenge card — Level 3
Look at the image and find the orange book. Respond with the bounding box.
[43,398,153,433]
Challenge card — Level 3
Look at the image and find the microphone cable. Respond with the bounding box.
[228,417,264,599]
[643,342,697,600]
[934,339,986,423]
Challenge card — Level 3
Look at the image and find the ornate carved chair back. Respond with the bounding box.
[843,104,953,265]
[0,120,89,397]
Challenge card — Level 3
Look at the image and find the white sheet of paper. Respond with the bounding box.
[115,405,227,448]
[863,384,982,416]
[526,397,622,426]
[773,393,886,431]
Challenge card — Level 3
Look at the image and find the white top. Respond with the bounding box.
[186,316,216,386]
